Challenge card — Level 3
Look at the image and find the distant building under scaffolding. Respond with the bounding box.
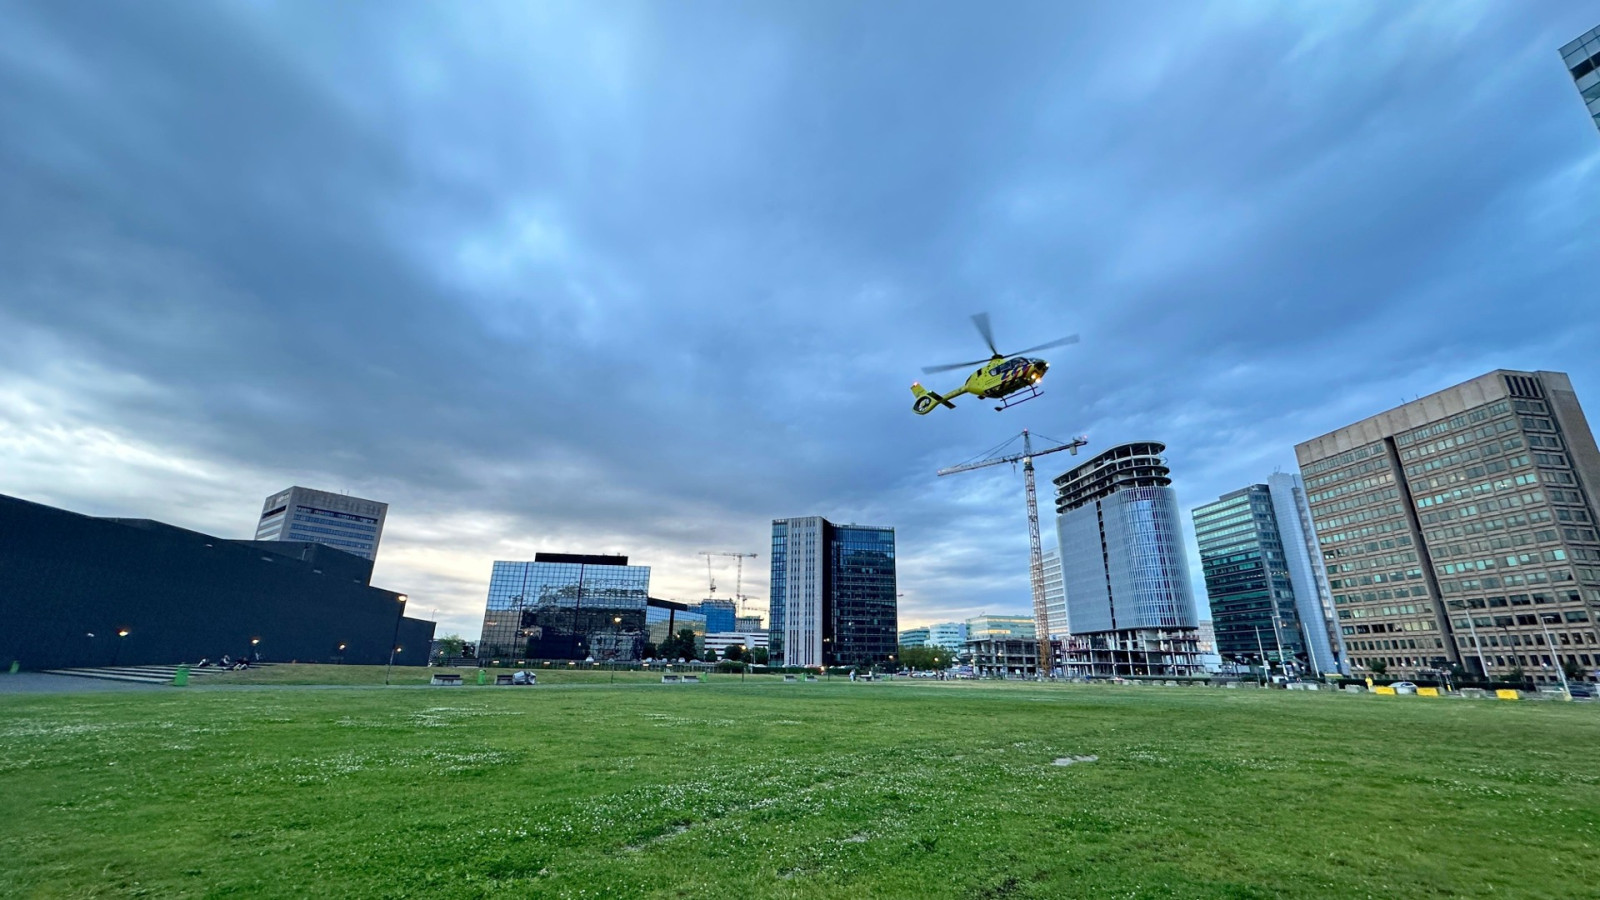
[967,637,1041,677]
[1057,630,1208,678]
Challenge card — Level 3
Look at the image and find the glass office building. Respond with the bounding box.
[1296,370,1600,683]
[1563,25,1600,134]
[1053,442,1205,677]
[478,553,650,661]
[1192,478,1346,676]
[770,517,897,667]
[926,621,968,652]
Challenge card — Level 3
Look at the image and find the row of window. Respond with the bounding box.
[1318,520,1408,547]
[1303,443,1383,477]
[1312,487,1401,520]
[1398,415,1519,461]
[1333,585,1431,607]
[1437,549,1569,576]
[1394,402,1509,448]
[1305,455,1390,489]
[1314,503,1406,533]
[1441,569,1574,594]
[1326,550,1420,575]
[1418,491,1548,526]
[1404,436,1525,478]
[1307,471,1394,505]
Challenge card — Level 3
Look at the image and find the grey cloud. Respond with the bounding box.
[1,1,1597,630]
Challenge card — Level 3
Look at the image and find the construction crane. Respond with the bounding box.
[938,430,1088,677]
[698,552,719,599]
[700,551,760,615]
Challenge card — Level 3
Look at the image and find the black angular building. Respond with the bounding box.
[0,492,434,670]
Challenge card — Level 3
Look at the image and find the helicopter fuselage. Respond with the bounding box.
[964,355,1049,398]
[911,355,1050,414]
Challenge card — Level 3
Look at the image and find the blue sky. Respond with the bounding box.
[1,1,1597,635]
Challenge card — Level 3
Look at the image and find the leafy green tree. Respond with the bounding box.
[434,634,465,659]
[1368,661,1388,677]
[641,641,659,660]
[898,645,946,671]
[723,644,744,662]
[751,648,769,665]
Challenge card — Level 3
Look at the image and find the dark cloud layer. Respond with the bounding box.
[2,1,1597,631]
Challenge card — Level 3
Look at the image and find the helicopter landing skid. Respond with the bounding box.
[993,385,1043,412]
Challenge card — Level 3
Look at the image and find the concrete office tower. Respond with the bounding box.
[1042,546,1069,638]
[1193,476,1345,677]
[769,517,897,667]
[1296,370,1600,684]
[255,486,387,561]
[1054,442,1205,677]
[1563,25,1600,134]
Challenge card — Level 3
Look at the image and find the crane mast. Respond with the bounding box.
[698,551,761,616]
[938,430,1088,677]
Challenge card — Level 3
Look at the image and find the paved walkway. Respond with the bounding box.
[0,673,164,694]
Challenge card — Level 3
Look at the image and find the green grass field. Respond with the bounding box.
[3,672,1598,899]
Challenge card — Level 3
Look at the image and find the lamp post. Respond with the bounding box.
[337,642,347,665]
[386,594,408,685]
[1448,599,1492,682]
[1536,612,1571,698]
[112,628,130,667]
[250,637,260,663]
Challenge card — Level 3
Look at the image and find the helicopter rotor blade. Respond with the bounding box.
[921,358,995,375]
[1011,334,1081,356]
[971,312,999,357]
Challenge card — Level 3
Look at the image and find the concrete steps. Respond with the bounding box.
[40,664,269,685]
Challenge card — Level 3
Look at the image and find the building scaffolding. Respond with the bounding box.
[1057,628,1208,678]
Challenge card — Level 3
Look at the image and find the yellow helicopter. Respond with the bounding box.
[911,313,1079,414]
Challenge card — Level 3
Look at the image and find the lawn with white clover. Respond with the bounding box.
[2,673,1598,899]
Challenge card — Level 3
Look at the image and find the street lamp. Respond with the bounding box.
[112,628,130,667]
[1535,612,1571,698]
[385,594,408,685]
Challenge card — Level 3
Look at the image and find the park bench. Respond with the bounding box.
[661,674,681,683]
[783,674,798,683]
[430,673,462,686]
[682,674,701,683]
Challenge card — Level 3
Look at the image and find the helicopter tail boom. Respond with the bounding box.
[911,382,958,415]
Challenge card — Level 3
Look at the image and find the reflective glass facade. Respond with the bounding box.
[1563,25,1600,134]
[1054,443,1198,635]
[770,517,897,667]
[926,621,968,652]
[478,554,650,661]
[831,525,898,666]
[1193,485,1308,664]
